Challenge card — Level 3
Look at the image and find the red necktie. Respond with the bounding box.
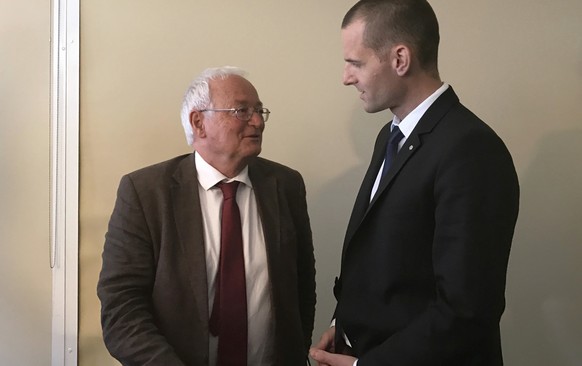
[209,181,248,366]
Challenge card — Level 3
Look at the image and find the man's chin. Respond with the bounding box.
[364,105,382,113]
[363,101,389,114]
[249,146,262,157]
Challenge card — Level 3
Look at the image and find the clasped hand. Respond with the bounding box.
[309,326,357,366]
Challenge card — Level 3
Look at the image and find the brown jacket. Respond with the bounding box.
[98,154,316,366]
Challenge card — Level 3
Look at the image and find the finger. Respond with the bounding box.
[313,336,331,351]
[309,347,330,365]
[314,327,335,351]
[311,357,331,366]
[310,348,332,364]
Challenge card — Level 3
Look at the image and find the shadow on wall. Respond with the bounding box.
[503,129,582,366]
[81,335,121,366]
[309,106,387,337]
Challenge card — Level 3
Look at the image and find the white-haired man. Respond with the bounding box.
[98,66,316,366]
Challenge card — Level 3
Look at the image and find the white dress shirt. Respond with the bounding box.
[195,152,275,366]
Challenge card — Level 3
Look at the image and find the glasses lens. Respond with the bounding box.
[261,108,270,122]
[235,107,252,121]
[232,107,270,122]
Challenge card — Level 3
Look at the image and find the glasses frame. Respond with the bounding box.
[199,107,270,122]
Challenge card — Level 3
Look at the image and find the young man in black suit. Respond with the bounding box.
[311,1,519,365]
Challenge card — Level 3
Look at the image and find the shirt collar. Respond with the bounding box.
[392,83,449,136]
[194,152,252,191]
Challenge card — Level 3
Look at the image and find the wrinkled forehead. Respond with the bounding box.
[209,75,262,107]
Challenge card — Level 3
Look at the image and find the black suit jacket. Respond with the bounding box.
[334,87,519,366]
[97,154,316,366]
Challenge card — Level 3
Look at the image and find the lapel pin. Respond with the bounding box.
[409,145,414,150]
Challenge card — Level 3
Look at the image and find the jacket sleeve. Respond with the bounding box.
[294,172,317,351]
[97,175,186,366]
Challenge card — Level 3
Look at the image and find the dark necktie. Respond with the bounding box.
[209,181,248,366]
[381,125,405,177]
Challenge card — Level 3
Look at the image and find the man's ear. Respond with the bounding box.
[190,110,206,138]
[392,44,411,76]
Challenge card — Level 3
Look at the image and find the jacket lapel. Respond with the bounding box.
[367,132,421,208]
[342,123,391,252]
[369,88,460,210]
[248,161,281,273]
[170,154,209,328]
[343,87,460,253]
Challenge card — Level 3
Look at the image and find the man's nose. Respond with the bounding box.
[247,112,265,127]
[343,67,355,86]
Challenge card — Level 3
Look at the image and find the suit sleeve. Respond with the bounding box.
[97,175,186,366]
[360,129,519,365]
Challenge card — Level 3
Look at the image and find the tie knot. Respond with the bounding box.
[217,181,240,200]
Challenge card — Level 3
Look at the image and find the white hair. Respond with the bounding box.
[180,66,247,146]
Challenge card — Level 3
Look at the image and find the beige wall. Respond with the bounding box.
[80,1,582,365]
[0,0,52,364]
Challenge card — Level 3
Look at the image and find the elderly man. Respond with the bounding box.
[98,66,316,366]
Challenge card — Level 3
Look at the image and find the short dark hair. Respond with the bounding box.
[342,0,440,72]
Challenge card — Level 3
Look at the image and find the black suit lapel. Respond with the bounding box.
[341,87,461,261]
[368,132,421,208]
[370,87,460,208]
[341,122,392,263]
[170,154,209,328]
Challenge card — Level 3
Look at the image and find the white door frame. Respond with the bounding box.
[51,0,79,364]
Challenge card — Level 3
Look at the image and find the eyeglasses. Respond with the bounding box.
[200,107,271,122]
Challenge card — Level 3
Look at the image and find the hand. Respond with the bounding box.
[310,326,357,366]
[313,326,336,352]
[310,326,336,366]
[310,348,357,366]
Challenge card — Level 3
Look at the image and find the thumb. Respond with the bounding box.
[310,348,334,364]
